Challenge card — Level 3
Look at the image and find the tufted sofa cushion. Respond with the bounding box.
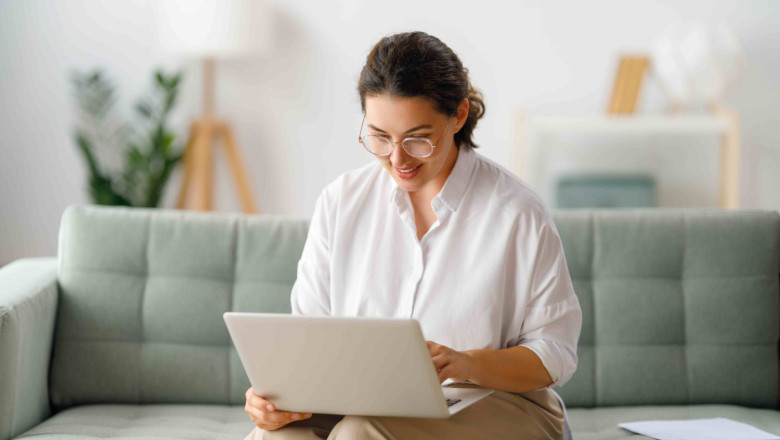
[552,210,780,409]
[50,205,309,409]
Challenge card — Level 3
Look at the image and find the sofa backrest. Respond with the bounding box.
[51,205,780,410]
[51,205,309,408]
[553,210,779,409]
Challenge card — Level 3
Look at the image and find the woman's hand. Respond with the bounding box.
[426,341,477,384]
[244,387,312,431]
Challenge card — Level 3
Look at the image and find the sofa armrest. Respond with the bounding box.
[0,258,58,440]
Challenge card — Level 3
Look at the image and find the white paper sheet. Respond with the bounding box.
[619,418,780,440]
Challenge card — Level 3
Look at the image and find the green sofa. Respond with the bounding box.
[1,204,778,439]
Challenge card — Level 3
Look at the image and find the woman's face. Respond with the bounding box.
[363,95,467,196]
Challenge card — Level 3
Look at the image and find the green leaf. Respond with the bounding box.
[88,70,102,84]
[128,146,145,167]
[161,132,175,155]
[136,101,153,119]
[164,93,176,114]
[74,130,104,178]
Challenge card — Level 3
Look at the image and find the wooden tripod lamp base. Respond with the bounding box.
[176,118,259,213]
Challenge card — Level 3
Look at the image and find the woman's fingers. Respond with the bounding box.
[245,403,272,426]
[262,409,312,424]
[431,354,451,383]
[426,341,444,355]
[433,350,470,382]
[431,353,450,370]
[247,395,275,417]
[246,387,277,413]
[245,387,311,429]
[246,387,270,409]
[246,404,312,429]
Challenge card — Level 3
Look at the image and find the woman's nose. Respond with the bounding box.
[389,141,410,165]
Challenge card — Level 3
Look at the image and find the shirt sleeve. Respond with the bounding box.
[515,215,582,389]
[290,190,332,316]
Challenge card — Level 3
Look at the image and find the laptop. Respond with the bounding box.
[223,312,494,418]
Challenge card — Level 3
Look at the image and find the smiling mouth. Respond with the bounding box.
[393,163,422,180]
[395,164,422,173]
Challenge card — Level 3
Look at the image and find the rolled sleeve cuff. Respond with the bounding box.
[518,339,576,389]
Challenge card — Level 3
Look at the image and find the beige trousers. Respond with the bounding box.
[243,384,566,440]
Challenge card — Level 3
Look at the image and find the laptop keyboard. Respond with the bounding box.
[445,398,461,407]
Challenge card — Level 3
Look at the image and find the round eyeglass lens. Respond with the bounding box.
[402,139,433,157]
[363,136,393,155]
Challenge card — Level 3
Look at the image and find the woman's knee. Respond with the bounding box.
[246,425,327,440]
[329,415,391,440]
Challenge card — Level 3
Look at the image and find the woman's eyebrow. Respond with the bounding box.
[367,124,433,134]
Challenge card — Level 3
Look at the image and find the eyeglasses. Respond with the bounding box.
[358,114,453,158]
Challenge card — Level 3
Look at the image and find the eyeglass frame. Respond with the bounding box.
[357,113,454,158]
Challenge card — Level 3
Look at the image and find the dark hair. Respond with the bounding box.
[357,31,485,150]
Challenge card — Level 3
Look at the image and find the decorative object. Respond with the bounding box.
[153,0,272,213]
[652,22,745,112]
[607,55,650,114]
[556,173,656,209]
[70,68,183,207]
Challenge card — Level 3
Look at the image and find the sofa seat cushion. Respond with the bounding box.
[16,403,780,440]
[14,404,255,439]
[568,405,780,439]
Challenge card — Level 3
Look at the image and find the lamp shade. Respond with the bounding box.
[153,0,271,59]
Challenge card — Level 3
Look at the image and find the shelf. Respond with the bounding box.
[512,108,740,208]
[525,114,729,134]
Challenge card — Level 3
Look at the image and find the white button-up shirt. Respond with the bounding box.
[290,146,582,389]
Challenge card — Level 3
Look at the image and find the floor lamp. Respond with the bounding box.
[154,0,270,213]
[176,58,258,213]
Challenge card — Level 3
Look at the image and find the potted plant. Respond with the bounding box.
[70,68,184,207]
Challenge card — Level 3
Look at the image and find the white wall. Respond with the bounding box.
[1,0,779,266]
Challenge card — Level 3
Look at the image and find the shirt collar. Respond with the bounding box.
[388,146,477,213]
[435,146,476,212]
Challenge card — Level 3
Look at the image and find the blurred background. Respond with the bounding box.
[1,0,779,267]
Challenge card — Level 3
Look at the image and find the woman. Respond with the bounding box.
[244,31,582,440]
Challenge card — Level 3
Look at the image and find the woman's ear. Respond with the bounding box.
[454,97,469,133]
